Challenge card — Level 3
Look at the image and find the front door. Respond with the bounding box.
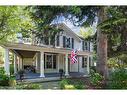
[44,53,57,72]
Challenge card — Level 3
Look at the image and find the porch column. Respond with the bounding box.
[35,53,38,71]
[4,48,10,75]
[87,55,90,74]
[57,54,60,72]
[40,51,45,77]
[17,57,20,71]
[19,57,23,70]
[65,53,69,76]
[14,54,17,74]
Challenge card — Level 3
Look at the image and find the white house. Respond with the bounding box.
[0,23,93,78]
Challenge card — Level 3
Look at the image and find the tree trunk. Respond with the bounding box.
[97,7,108,79]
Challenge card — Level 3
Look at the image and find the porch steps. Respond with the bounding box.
[17,75,89,83]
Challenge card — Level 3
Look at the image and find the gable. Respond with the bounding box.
[58,23,81,42]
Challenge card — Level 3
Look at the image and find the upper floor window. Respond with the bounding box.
[63,36,73,49]
[82,41,90,51]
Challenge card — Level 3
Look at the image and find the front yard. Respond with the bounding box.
[0,66,127,89]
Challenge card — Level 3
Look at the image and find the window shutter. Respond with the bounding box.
[68,38,70,48]
[82,57,84,68]
[82,41,85,51]
[85,42,87,50]
[63,36,66,48]
[56,35,59,46]
[71,38,74,49]
[89,42,90,51]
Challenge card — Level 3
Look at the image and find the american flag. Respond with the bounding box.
[69,49,79,64]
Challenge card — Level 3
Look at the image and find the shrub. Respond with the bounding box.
[108,68,127,89]
[9,75,17,87]
[64,85,76,89]
[60,78,86,89]
[0,68,10,86]
[90,70,103,87]
[60,79,69,89]
[0,68,16,87]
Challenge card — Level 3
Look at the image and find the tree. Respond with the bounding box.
[31,6,127,80]
[0,6,34,42]
[78,26,95,38]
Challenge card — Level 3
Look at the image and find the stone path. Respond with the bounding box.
[38,81,61,89]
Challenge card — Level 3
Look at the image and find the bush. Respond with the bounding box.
[0,68,16,87]
[17,83,41,89]
[90,70,103,87]
[9,75,17,87]
[108,68,127,89]
[64,85,76,89]
[0,68,10,86]
[60,79,69,89]
[60,78,86,89]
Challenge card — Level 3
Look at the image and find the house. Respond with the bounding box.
[0,23,93,78]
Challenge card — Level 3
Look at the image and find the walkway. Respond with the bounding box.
[38,81,60,89]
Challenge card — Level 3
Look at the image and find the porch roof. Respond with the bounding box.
[1,42,92,56]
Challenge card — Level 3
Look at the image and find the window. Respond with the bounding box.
[45,54,57,69]
[82,41,90,51]
[82,57,87,68]
[71,38,74,49]
[63,36,72,48]
[66,38,70,48]
[53,55,56,69]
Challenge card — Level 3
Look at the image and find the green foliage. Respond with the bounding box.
[17,83,41,89]
[60,78,86,89]
[78,27,95,39]
[90,70,103,86]
[0,68,16,87]
[108,54,127,68]
[10,64,14,75]
[108,68,127,89]
[0,68,10,86]
[0,6,34,42]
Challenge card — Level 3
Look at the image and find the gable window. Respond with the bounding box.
[82,57,87,68]
[63,36,71,48]
[66,38,70,48]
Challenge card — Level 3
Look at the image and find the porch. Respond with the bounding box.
[1,43,92,80]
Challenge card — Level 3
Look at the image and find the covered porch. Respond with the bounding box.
[1,43,92,79]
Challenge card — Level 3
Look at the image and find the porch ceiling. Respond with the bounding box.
[15,50,36,58]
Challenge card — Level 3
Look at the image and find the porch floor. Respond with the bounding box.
[16,72,87,80]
